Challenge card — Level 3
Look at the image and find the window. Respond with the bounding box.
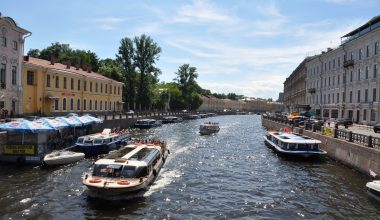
[47,74,51,87]
[95,100,98,110]
[118,86,120,95]
[375,42,379,55]
[363,109,367,121]
[0,64,6,87]
[350,51,354,60]
[114,86,116,94]
[359,49,362,60]
[105,84,108,94]
[54,99,59,111]
[70,98,74,111]
[338,75,340,85]
[357,90,361,103]
[349,91,352,103]
[371,110,376,121]
[84,81,87,91]
[71,78,74,90]
[365,89,368,102]
[64,77,67,89]
[77,99,80,111]
[337,93,340,103]
[89,100,92,110]
[358,69,361,81]
[110,85,112,94]
[350,71,353,82]
[374,64,378,78]
[1,36,6,47]
[78,80,81,90]
[90,82,93,92]
[12,41,17,50]
[343,92,346,102]
[84,99,87,111]
[373,88,377,102]
[96,83,98,92]
[114,102,116,111]
[338,58,341,67]
[100,83,103,93]
[27,70,34,85]
[109,101,111,110]
[366,66,369,79]
[105,101,108,110]
[11,100,15,113]
[62,98,67,111]
[100,101,103,110]
[367,45,370,57]
[11,66,16,85]
[55,76,59,88]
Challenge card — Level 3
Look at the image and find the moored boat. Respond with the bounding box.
[187,114,201,120]
[83,140,169,197]
[75,129,130,156]
[43,151,85,166]
[263,130,327,158]
[162,116,183,124]
[134,119,162,129]
[366,180,380,201]
[199,122,220,135]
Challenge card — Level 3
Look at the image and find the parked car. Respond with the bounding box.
[374,124,380,133]
[337,118,353,127]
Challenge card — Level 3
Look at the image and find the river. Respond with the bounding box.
[0,115,379,219]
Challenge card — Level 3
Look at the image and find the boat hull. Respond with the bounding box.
[366,180,380,201]
[76,140,124,156]
[263,135,326,158]
[43,152,85,166]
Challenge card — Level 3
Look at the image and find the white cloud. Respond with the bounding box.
[90,17,127,30]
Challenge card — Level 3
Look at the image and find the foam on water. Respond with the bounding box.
[20,198,32,204]
[143,169,182,197]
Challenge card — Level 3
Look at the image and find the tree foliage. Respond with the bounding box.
[173,64,201,110]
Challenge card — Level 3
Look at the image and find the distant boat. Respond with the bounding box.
[162,116,183,124]
[83,140,169,196]
[134,119,162,129]
[187,115,201,120]
[199,122,220,135]
[75,129,130,156]
[43,151,85,166]
[263,130,327,158]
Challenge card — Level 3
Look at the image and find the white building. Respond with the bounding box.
[0,15,31,115]
[306,15,380,124]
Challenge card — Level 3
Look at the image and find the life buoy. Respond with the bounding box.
[283,127,290,133]
[89,178,102,183]
[117,180,130,185]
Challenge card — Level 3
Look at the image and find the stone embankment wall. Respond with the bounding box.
[262,118,380,176]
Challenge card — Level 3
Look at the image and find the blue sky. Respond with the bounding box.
[2,0,380,99]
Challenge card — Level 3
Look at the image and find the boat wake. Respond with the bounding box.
[143,169,182,197]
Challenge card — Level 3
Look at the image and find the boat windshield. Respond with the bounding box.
[76,137,84,144]
[92,164,123,178]
[94,138,103,144]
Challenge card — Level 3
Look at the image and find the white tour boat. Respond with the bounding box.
[199,122,220,135]
[263,130,327,157]
[43,151,85,166]
[83,140,169,196]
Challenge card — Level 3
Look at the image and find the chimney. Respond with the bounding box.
[75,64,80,70]
[66,61,71,69]
[23,55,29,62]
[50,56,56,65]
[82,65,87,71]
[87,65,92,73]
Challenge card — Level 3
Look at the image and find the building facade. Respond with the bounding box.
[283,58,311,113]
[0,15,31,115]
[306,16,380,124]
[244,98,284,113]
[22,57,123,116]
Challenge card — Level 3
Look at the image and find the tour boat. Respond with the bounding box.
[83,140,169,196]
[162,116,183,124]
[75,129,130,156]
[199,122,220,135]
[43,151,85,166]
[263,130,327,157]
[366,180,380,201]
[134,119,162,129]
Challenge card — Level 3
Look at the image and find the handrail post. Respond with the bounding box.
[368,135,373,148]
[348,131,353,142]
[334,128,338,138]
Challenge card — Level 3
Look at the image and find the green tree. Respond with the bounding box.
[27,49,40,57]
[134,34,162,110]
[117,38,136,110]
[174,64,199,110]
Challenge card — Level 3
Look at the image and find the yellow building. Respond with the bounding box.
[22,56,123,116]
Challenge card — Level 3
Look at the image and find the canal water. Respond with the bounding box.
[0,115,379,219]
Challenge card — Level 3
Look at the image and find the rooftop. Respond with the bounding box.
[341,15,380,44]
[24,57,123,84]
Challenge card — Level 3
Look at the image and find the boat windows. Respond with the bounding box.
[288,143,296,150]
[94,138,103,144]
[121,165,137,178]
[77,137,84,144]
[84,138,93,144]
[104,138,111,144]
[93,164,123,178]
